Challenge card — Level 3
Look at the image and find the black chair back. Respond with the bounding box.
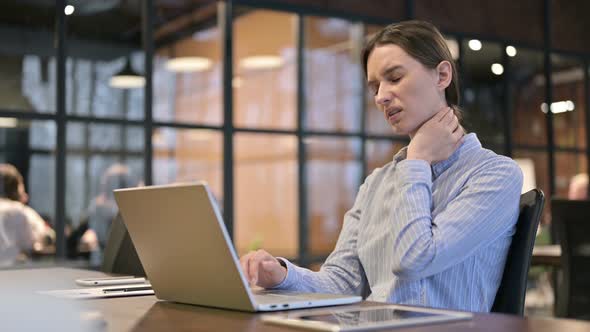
[552,199,590,320]
[492,189,545,315]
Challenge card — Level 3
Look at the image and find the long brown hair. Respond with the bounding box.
[362,20,462,117]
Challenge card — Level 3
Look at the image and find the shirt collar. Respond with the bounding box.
[392,133,481,178]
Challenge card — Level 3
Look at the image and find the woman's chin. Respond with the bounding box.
[390,123,410,136]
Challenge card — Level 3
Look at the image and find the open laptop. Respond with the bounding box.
[101,213,146,278]
[113,182,362,312]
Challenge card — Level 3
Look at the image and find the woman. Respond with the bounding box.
[239,20,522,312]
[0,163,54,266]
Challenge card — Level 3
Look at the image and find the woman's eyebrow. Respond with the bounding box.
[381,65,403,77]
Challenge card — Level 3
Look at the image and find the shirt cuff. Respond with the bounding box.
[395,159,432,184]
[269,257,299,290]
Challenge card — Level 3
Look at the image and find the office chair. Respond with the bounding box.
[491,189,545,316]
[552,199,590,320]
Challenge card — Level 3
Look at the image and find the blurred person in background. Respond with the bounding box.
[568,173,588,200]
[0,163,54,266]
[79,163,140,267]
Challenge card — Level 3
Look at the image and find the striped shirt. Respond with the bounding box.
[274,133,523,312]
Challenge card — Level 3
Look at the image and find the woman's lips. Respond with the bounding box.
[387,109,402,123]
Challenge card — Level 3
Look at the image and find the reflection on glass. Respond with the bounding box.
[555,152,587,199]
[307,137,361,255]
[152,128,222,201]
[154,5,221,125]
[66,55,145,120]
[365,139,407,176]
[65,122,144,265]
[234,133,297,257]
[462,40,505,150]
[551,55,586,149]
[511,49,546,146]
[234,9,296,129]
[305,17,362,133]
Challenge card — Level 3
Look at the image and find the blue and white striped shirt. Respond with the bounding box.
[274,133,523,312]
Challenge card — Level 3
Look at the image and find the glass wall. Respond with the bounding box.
[510,48,550,208]
[0,1,588,281]
[552,55,586,199]
[231,8,299,257]
[234,133,298,257]
[461,40,505,153]
[0,3,57,267]
[61,1,146,265]
[234,9,296,130]
[152,1,223,200]
[306,137,361,256]
[153,128,222,196]
[305,17,362,133]
[154,3,222,125]
[0,3,55,113]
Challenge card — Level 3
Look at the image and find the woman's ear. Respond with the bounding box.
[436,61,452,90]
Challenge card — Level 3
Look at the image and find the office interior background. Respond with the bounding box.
[1,0,589,312]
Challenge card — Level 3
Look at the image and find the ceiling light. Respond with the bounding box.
[165,57,212,72]
[491,63,504,75]
[239,56,283,70]
[109,60,145,89]
[540,100,575,114]
[506,46,517,57]
[468,39,482,51]
[0,117,17,128]
[64,5,75,16]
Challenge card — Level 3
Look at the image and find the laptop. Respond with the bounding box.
[113,182,362,312]
[101,213,146,278]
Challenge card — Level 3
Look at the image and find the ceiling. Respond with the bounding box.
[0,0,586,80]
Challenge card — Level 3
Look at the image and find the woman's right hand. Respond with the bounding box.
[407,107,464,164]
[239,249,287,288]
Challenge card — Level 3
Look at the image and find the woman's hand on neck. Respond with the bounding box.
[406,106,465,164]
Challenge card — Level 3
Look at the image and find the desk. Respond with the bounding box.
[532,245,562,267]
[1,268,590,332]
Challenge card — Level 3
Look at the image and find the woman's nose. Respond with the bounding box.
[375,86,392,106]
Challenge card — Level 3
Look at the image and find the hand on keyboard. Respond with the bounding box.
[239,249,287,288]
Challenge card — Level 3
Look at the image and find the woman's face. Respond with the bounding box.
[366,44,447,137]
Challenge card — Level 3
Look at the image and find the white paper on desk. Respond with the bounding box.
[38,283,154,299]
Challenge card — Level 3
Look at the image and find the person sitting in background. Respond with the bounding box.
[568,173,588,200]
[0,163,55,266]
[80,164,140,267]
